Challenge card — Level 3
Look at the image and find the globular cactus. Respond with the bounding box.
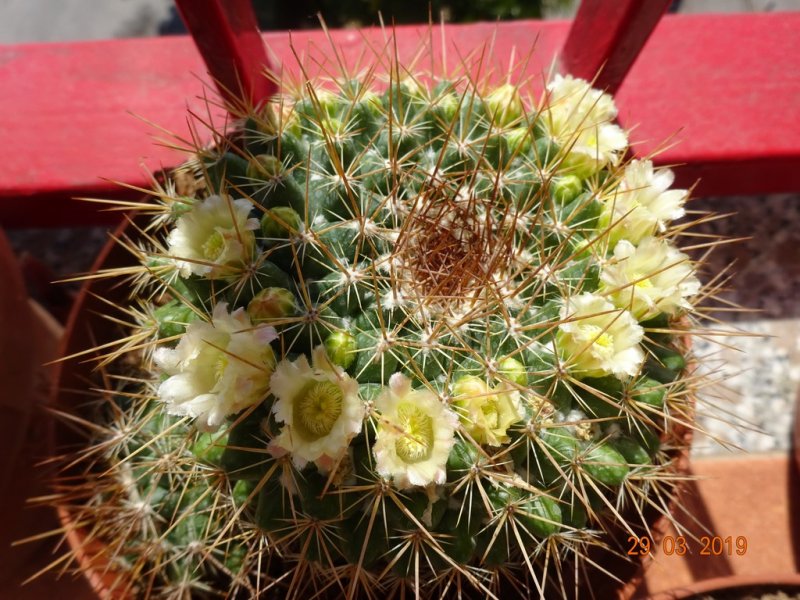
[49,33,709,600]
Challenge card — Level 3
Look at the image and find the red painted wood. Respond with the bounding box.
[561,0,670,94]
[615,12,800,196]
[0,20,570,227]
[1,13,799,227]
[175,0,274,109]
[0,35,218,228]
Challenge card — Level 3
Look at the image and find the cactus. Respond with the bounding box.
[46,33,714,600]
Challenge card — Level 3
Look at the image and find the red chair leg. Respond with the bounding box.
[174,0,275,110]
[560,0,670,93]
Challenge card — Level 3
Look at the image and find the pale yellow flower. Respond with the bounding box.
[452,376,522,446]
[556,293,644,379]
[269,346,363,472]
[373,373,458,489]
[543,74,628,174]
[168,194,258,278]
[154,303,276,431]
[600,160,688,244]
[601,238,701,320]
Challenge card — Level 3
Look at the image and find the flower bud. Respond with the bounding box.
[356,90,383,119]
[324,331,357,370]
[247,287,296,323]
[247,154,283,181]
[505,126,532,155]
[551,175,583,204]
[485,84,523,128]
[497,357,527,387]
[261,206,302,240]
[153,300,197,339]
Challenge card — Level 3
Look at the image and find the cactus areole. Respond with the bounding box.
[50,35,706,600]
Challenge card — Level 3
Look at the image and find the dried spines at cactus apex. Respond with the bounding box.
[53,53,708,600]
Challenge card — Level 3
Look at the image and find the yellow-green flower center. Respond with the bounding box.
[578,324,616,363]
[214,351,229,382]
[394,402,435,464]
[581,324,612,348]
[634,277,654,289]
[481,399,500,429]
[293,381,343,441]
[595,332,613,348]
[202,230,226,261]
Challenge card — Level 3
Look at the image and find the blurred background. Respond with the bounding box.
[3,0,799,42]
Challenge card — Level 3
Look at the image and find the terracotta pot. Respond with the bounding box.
[0,229,75,597]
[648,573,800,599]
[632,453,800,599]
[50,217,136,599]
[0,229,37,580]
[794,385,800,476]
[52,219,695,600]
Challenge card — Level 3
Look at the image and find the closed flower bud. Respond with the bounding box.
[551,174,583,204]
[324,331,357,369]
[247,287,296,324]
[485,84,524,128]
[260,206,302,240]
[247,154,283,180]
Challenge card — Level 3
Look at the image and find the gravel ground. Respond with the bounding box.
[690,320,800,457]
[683,195,800,456]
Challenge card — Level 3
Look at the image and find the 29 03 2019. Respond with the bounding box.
[627,535,748,556]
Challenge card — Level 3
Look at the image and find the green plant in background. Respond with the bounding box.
[48,31,708,600]
[250,0,567,30]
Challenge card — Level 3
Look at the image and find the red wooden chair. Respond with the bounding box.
[1,0,798,228]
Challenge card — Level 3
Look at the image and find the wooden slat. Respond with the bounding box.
[560,0,670,94]
[0,36,216,227]
[615,12,800,196]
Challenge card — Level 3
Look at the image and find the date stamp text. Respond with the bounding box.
[626,535,748,557]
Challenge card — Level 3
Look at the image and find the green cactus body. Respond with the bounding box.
[51,36,706,600]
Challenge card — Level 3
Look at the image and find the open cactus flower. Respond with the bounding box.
[269,346,363,472]
[599,158,690,244]
[452,375,523,446]
[46,30,728,600]
[543,74,628,175]
[372,372,459,489]
[556,293,645,379]
[167,194,259,278]
[153,302,277,431]
[600,237,702,320]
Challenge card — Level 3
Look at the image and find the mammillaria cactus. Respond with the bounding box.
[48,31,709,600]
